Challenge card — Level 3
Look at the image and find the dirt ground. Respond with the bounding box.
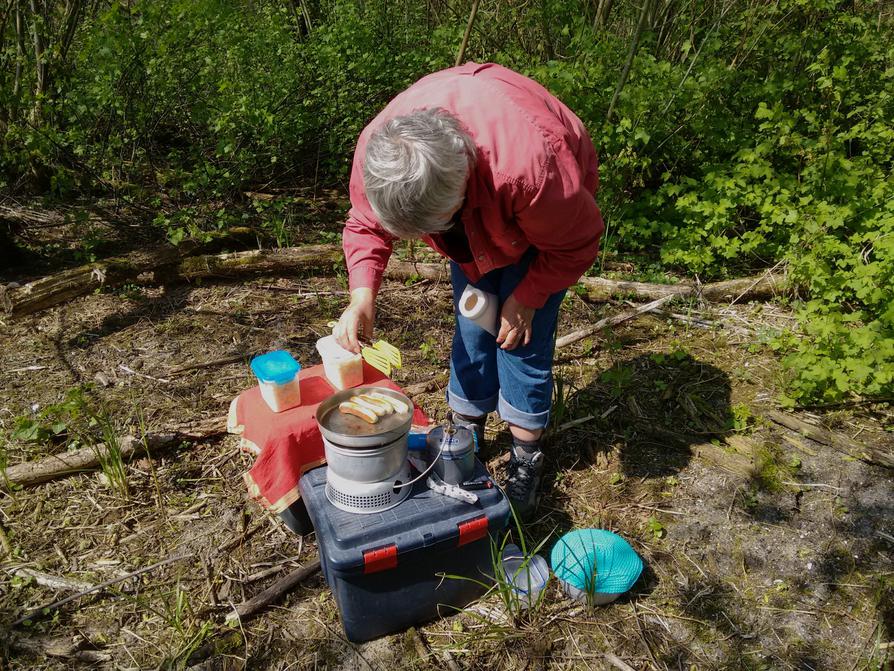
[1,203,892,671]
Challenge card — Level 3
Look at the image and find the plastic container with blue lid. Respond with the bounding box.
[250,350,302,412]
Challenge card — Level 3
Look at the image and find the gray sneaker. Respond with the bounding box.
[506,445,545,519]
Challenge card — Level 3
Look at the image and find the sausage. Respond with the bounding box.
[338,401,378,424]
[351,395,389,417]
[368,391,410,415]
[357,394,396,414]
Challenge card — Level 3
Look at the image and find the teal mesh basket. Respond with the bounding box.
[550,529,643,596]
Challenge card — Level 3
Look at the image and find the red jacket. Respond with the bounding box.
[343,62,604,308]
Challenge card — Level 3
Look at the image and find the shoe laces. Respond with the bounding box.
[507,452,539,499]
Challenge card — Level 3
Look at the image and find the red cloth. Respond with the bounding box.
[343,62,604,309]
[235,362,430,513]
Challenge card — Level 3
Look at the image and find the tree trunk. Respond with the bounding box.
[0,3,12,58]
[14,1,25,98]
[606,0,653,122]
[539,0,555,60]
[594,0,614,29]
[59,0,83,64]
[27,0,47,123]
[171,245,345,281]
[455,0,481,66]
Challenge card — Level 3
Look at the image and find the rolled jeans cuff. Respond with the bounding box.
[447,387,498,418]
[498,392,550,431]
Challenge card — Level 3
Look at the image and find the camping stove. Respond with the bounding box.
[325,461,413,514]
[316,386,416,515]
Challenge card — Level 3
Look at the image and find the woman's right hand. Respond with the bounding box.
[334,288,376,353]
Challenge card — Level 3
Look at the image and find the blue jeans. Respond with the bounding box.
[447,251,566,431]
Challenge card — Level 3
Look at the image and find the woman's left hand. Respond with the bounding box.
[497,294,535,350]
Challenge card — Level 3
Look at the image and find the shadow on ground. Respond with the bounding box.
[551,352,734,479]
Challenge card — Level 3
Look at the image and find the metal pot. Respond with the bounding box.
[315,386,414,484]
[315,386,413,448]
[324,435,408,484]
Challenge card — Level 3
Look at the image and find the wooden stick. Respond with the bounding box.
[408,627,461,671]
[12,553,190,626]
[455,0,481,66]
[603,653,637,671]
[556,294,677,348]
[1,416,226,489]
[10,635,111,663]
[766,411,893,469]
[0,521,12,558]
[225,557,321,624]
[11,568,96,594]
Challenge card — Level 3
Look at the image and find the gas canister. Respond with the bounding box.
[426,421,476,485]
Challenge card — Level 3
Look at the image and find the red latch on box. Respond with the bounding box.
[457,515,489,546]
[362,544,398,574]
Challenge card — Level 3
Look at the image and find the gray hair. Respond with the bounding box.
[363,108,476,238]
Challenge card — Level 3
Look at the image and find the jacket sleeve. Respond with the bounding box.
[511,144,604,309]
[342,136,395,294]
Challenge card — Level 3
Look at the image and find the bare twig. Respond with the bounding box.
[603,653,637,671]
[225,557,321,624]
[455,0,481,66]
[10,634,111,663]
[556,294,676,349]
[11,568,96,594]
[12,553,191,626]
[0,521,12,558]
[728,261,785,306]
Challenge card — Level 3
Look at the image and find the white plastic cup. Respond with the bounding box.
[316,335,363,390]
[501,545,550,609]
[459,285,499,336]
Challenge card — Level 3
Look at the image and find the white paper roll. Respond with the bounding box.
[459,285,499,336]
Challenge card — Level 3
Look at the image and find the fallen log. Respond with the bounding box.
[1,228,256,318]
[766,410,893,469]
[384,262,788,303]
[173,245,343,281]
[4,238,789,319]
[225,557,321,624]
[577,272,788,303]
[1,416,226,489]
[0,204,67,228]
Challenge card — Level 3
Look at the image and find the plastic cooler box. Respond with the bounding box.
[299,461,510,642]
